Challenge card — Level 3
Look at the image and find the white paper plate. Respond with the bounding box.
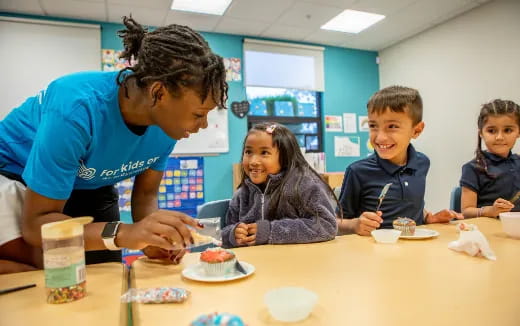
[399,228,439,239]
[182,261,255,282]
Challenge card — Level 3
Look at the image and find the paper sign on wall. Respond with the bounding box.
[325,115,343,132]
[335,136,360,157]
[358,116,369,132]
[343,113,357,133]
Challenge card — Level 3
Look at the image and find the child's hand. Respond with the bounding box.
[355,211,383,236]
[245,223,257,246]
[234,223,255,246]
[491,198,514,217]
[427,209,463,223]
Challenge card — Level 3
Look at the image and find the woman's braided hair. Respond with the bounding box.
[116,16,228,107]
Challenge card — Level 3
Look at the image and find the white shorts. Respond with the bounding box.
[0,174,26,246]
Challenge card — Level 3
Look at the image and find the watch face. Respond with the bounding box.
[102,222,119,238]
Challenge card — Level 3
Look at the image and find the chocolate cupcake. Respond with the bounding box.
[392,217,416,236]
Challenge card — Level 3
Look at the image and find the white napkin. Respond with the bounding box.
[448,222,497,260]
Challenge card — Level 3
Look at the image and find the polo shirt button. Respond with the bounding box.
[404,181,409,186]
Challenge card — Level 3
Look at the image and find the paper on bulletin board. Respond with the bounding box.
[335,136,360,157]
[171,108,229,154]
[358,116,369,132]
[325,115,343,132]
[223,58,241,81]
[343,113,357,133]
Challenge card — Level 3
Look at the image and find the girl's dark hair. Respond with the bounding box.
[116,16,228,107]
[239,122,342,220]
[475,99,520,177]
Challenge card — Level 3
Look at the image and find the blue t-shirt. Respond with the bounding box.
[0,71,175,200]
[460,151,520,210]
[339,144,430,227]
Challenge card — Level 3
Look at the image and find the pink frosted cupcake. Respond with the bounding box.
[392,217,416,236]
[199,248,236,276]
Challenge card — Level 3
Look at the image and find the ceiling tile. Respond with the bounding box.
[214,16,270,36]
[0,0,45,15]
[276,2,342,29]
[303,29,352,46]
[107,0,171,10]
[293,0,356,8]
[108,5,168,26]
[350,0,417,16]
[260,24,313,41]
[164,10,221,32]
[41,0,106,21]
[225,0,294,23]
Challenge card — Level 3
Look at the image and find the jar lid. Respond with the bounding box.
[41,216,93,239]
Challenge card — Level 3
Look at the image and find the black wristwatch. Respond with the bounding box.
[101,222,122,251]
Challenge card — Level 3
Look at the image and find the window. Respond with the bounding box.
[246,87,322,152]
[243,39,325,152]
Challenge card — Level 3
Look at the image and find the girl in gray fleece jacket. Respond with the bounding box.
[222,123,339,248]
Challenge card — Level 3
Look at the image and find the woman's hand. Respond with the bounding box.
[116,210,200,250]
[142,246,186,264]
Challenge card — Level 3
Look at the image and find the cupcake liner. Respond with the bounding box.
[200,258,236,276]
[394,224,415,236]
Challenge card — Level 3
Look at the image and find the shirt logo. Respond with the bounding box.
[78,160,96,180]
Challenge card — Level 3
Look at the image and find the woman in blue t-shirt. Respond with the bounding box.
[0,16,228,273]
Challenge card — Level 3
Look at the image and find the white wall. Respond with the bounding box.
[379,0,520,212]
[0,17,101,119]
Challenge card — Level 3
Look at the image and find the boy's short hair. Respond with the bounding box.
[367,86,423,125]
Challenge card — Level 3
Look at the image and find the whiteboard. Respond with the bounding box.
[0,17,101,119]
[171,107,229,155]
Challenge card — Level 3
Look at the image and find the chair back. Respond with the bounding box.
[450,186,462,212]
[196,199,231,228]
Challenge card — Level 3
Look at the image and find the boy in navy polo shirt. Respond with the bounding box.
[337,86,462,236]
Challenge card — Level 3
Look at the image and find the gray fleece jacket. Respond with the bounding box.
[222,169,337,248]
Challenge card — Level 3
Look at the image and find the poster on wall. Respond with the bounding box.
[159,157,205,217]
[334,136,360,157]
[358,115,369,132]
[223,57,241,81]
[101,49,134,71]
[343,113,357,133]
[325,115,343,132]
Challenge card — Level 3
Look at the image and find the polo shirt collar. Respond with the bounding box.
[483,150,514,163]
[376,144,419,175]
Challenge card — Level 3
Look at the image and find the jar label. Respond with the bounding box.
[45,260,86,288]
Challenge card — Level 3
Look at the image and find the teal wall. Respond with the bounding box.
[1,13,379,202]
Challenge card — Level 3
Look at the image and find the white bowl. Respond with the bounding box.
[264,287,318,322]
[499,212,520,239]
[371,229,402,244]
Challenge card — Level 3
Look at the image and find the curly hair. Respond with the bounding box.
[116,16,228,108]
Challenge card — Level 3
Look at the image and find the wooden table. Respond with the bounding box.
[0,262,128,325]
[131,218,520,326]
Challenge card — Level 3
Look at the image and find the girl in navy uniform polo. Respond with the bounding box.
[460,99,520,218]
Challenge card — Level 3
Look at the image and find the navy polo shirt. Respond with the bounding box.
[339,144,430,228]
[460,151,520,210]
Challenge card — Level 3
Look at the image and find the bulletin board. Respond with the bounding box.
[158,156,205,217]
[171,108,229,155]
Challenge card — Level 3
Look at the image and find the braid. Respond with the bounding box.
[474,99,520,178]
[116,16,228,107]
